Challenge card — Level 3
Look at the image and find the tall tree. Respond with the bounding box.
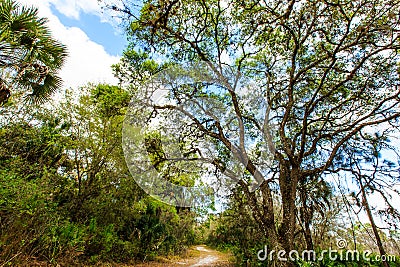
[0,0,67,104]
[109,0,400,264]
[337,132,400,267]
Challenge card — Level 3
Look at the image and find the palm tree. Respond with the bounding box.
[0,0,67,105]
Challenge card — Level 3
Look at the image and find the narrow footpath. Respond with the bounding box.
[134,245,235,267]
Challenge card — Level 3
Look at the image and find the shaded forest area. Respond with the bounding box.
[1,0,400,266]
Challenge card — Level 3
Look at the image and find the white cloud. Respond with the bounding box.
[17,0,120,89]
[45,0,121,28]
[47,0,101,20]
[58,26,120,89]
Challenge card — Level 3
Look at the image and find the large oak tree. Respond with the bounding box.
[109,0,400,264]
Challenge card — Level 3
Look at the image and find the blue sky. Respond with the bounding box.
[49,4,126,56]
[17,0,127,88]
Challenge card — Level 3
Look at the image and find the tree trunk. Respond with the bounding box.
[303,218,314,251]
[299,181,314,251]
[278,162,299,253]
[359,177,389,267]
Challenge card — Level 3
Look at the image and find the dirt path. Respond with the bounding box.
[176,245,233,267]
[134,245,234,267]
[7,246,235,267]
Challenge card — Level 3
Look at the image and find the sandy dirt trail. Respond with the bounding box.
[11,245,234,267]
[134,245,234,267]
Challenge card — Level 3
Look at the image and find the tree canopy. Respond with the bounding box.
[110,0,400,261]
[1,0,400,266]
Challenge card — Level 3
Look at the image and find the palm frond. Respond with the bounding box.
[0,0,67,105]
[24,74,63,104]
